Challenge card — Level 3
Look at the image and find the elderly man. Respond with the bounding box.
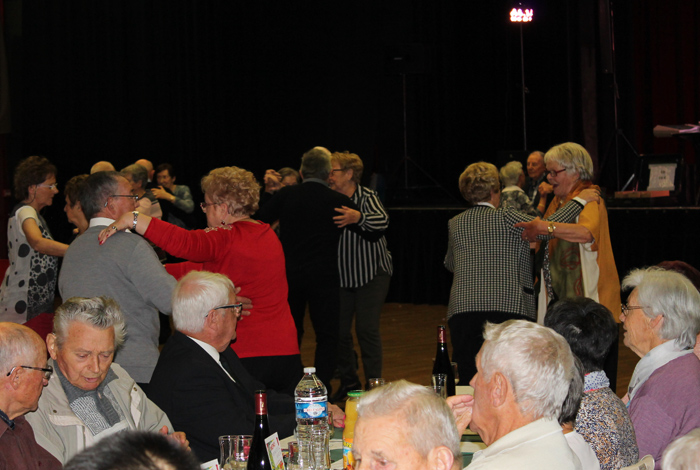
[448,320,582,469]
[257,146,369,392]
[135,159,155,185]
[59,171,176,385]
[149,271,319,463]
[353,379,461,470]
[0,323,62,470]
[25,297,185,464]
[524,151,552,214]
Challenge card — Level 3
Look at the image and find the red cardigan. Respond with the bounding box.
[145,218,299,358]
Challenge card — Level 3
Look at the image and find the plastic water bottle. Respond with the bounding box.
[295,367,329,470]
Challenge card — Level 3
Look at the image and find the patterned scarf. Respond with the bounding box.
[541,180,598,303]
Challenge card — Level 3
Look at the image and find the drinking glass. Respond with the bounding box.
[451,362,459,385]
[219,435,251,470]
[432,373,447,399]
[368,378,385,390]
[310,427,331,469]
[327,410,335,438]
[288,442,300,470]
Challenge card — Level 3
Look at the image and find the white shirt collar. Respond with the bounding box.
[186,335,236,382]
[476,202,496,209]
[89,217,132,232]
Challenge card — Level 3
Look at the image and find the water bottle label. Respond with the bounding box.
[295,401,328,419]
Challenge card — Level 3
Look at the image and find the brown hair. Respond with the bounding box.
[200,166,261,217]
[458,162,499,204]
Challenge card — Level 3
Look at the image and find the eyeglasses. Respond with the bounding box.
[621,303,648,317]
[200,202,220,212]
[547,168,567,178]
[212,303,243,316]
[330,169,346,174]
[6,365,54,380]
[104,195,139,207]
[37,183,58,190]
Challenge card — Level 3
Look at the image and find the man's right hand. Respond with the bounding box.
[446,394,474,435]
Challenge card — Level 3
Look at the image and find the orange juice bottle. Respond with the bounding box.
[342,390,363,470]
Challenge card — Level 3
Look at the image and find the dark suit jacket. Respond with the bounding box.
[256,179,380,274]
[147,332,296,463]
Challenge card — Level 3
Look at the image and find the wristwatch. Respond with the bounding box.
[547,222,556,235]
[132,211,139,231]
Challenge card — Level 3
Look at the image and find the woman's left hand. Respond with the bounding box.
[514,217,545,241]
[333,206,361,227]
[98,212,133,245]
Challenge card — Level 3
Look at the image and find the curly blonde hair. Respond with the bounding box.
[200,166,261,217]
[458,162,499,204]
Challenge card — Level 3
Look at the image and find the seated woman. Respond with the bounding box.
[545,297,638,470]
[0,156,68,323]
[620,267,700,468]
[99,166,301,395]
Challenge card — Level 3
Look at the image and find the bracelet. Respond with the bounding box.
[132,211,139,231]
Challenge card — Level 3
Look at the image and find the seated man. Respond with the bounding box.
[0,323,61,470]
[148,271,304,462]
[447,320,582,469]
[25,297,186,464]
[353,379,462,470]
[64,430,200,470]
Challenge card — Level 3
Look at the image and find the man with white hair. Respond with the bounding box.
[448,320,582,469]
[147,271,302,463]
[0,323,61,469]
[353,379,462,470]
[25,297,186,464]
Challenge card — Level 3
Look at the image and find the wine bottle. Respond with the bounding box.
[247,390,272,470]
[432,325,456,396]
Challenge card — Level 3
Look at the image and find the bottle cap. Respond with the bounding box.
[347,390,364,398]
[303,367,316,374]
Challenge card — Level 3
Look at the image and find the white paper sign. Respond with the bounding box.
[647,163,677,191]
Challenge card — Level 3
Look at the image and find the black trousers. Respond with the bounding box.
[448,311,534,386]
[287,266,340,395]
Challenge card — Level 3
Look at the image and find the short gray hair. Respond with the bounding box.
[544,142,594,182]
[53,297,127,349]
[300,147,332,181]
[171,271,235,333]
[357,379,461,463]
[481,320,574,420]
[121,164,148,189]
[662,428,700,470]
[80,171,122,220]
[499,161,524,187]
[0,323,43,372]
[622,267,700,349]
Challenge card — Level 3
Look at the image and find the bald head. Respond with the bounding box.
[135,159,155,181]
[90,161,116,174]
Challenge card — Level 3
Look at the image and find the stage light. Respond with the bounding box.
[510,8,534,22]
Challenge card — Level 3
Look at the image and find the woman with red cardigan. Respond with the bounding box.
[100,166,301,395]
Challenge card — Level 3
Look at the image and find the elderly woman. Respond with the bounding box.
[515,142,621,322]
[445,161,598,382]
[121,164,162,219]
[0,156,68,323]
[498,161,537,215]
[545,297,638,470]
[99,166,301,395]
[63,174,89,238]
[328,151,392,400]
[619,267,700,468]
